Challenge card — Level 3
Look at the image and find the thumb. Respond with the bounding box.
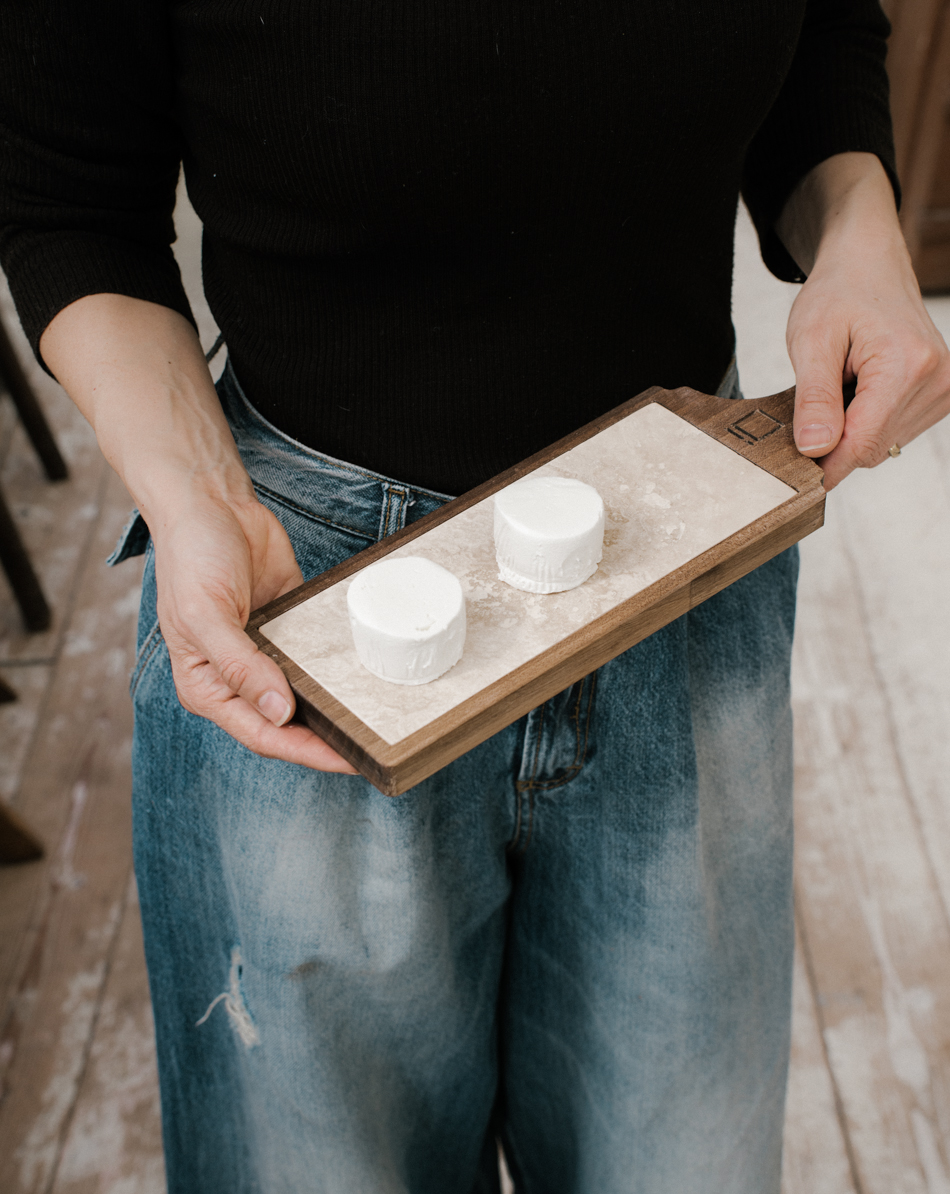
[791,345,849,458]
[787,305,852,457]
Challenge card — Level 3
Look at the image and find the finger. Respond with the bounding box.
[244,720,360,773]
[212,693,360,772]
[817,361,923,489]
[817,391,897,489]
[169,651,360,772]
[817,436,869,492]
[815,334,944,488]
[789,328,849,458]
[212,693,360,771]
[167,610,299,728]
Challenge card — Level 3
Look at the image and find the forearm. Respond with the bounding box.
[776,151,905,280]
[39,294,253,528]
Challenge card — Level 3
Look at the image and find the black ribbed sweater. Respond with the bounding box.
[0,0,896,493]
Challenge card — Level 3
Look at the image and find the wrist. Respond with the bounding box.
[129,456,257,537]
[89,374,255,528]
[39,293,257,527]
[777,152,901,276]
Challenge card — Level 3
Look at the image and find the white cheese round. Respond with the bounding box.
[346,556,466,685]
[494,475,605,593]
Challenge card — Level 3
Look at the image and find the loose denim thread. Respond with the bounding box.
[196,947,260,1048]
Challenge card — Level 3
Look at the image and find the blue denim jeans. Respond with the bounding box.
[124,360,797,1194]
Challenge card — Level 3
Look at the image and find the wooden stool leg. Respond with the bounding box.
[0,318,68,481]
[0,802,44,864]
[0,482,51,632]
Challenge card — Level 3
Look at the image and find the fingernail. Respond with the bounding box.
[259,690,292,726]
[797,423,834,451]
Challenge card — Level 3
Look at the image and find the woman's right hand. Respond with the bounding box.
[151,487,358,770]
[40,293,357,773]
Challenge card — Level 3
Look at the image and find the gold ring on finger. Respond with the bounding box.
[888,443,901,459]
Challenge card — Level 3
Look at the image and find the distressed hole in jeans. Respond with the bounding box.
[195,947,260,1049]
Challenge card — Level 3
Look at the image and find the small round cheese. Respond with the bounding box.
[346,556,466,685]
[494,476,605,593]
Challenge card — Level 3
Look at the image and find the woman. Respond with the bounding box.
[2,1,948,1190]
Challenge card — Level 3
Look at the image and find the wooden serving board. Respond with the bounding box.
[247,385,824,796]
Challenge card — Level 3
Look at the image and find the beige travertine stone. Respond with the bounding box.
[260,402,794,745]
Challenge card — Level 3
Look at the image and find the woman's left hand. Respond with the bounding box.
[777,152,950,490]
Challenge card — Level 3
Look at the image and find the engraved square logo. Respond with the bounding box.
[728,409,783,444]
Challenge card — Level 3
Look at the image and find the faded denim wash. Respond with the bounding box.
[123,359,798,1194]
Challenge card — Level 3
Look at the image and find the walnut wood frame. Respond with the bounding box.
[246,385,824,796]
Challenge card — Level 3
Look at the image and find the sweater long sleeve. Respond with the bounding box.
[0,0,896,493]
[0,0,195,348]
[742,0,898,281]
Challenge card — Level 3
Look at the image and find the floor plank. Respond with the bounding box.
[0,467,142,1194]
[0,465,141,1009]
[1,391,20,463]
[792,501,950,1194]
[830,414,950,931]
[0,423,108,665]
[0,278,106,667]
[0,666,53,803]
[52,877,165,1194]
[782,921,858,1194]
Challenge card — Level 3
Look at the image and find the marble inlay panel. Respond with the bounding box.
[260,403,795,744]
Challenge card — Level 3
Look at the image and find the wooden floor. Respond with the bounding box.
[1,194,949,1192]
